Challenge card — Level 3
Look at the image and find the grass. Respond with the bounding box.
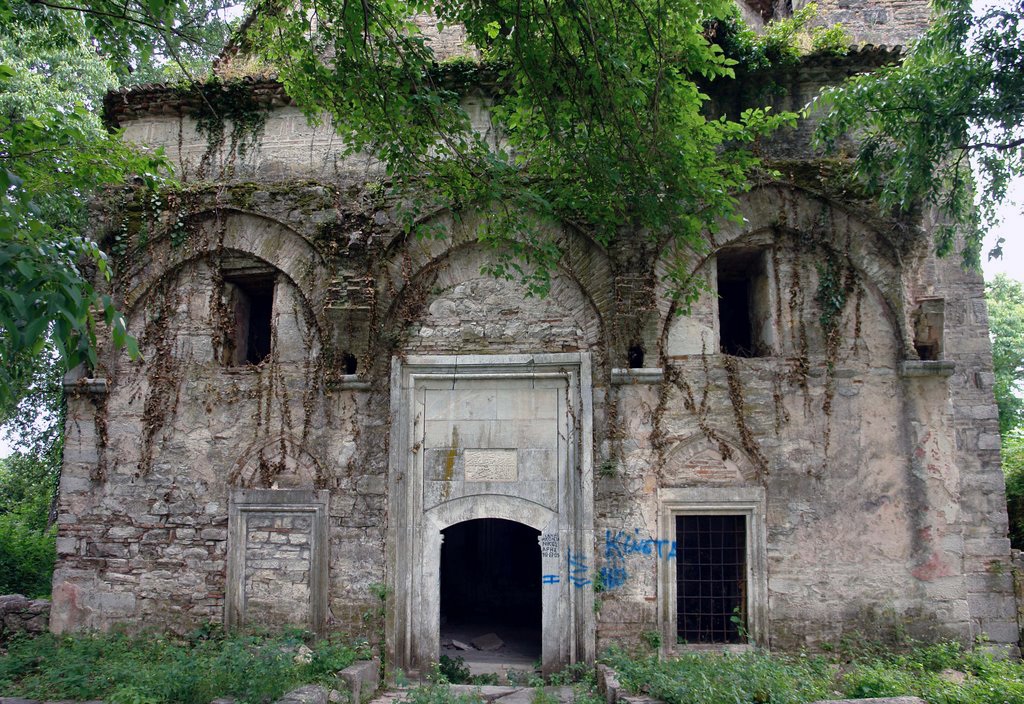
[0,626,372,704]
[604,639,1024,704]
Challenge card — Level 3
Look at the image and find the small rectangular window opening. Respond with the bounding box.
[223,275,275,366]
[717,248,770,357]
[676,514,747,644]
[912,298,944,361]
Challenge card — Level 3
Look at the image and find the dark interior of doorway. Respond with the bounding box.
[440,518,541,669]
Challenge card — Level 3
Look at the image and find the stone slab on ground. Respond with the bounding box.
[618,697,662,704]
[472,633,505,652]
[492,686,573,704]
[448,685,519,701]
[276,685,330,704]
[810,699,926,704]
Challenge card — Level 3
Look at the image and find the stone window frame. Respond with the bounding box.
[656,486,768,652]
[226,488,329,635]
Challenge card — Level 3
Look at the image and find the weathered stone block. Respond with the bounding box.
[337,657,380,704]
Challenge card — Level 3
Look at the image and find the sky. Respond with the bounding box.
[982,178,1024,281]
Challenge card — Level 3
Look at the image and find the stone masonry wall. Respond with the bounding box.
[244,514,314,628]
[0,595,50,642]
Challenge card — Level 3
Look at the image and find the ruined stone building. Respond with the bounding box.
[52,0,1020,675]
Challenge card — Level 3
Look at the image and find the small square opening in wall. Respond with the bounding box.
[222,274,275,366]
[717,248,772,357]
[912,298,944,361]
[676,514,747,644]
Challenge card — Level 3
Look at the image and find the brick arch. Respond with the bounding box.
[378,238,608,363]
[229,433,326,488]
[120,211,330,344]
[658,432,760,485]
[652,185,912,359]
[376,209,614,350]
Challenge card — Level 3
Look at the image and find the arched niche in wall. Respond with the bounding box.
[226,435,329,635]
[657,432,760,487]
[652,185,909,363]
[121,249,322,368]
[120,210,331,349]
[229,433,326,489]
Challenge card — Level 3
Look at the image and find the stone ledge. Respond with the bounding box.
[898,360,956,378]
[333,375,372,391]
[61,377,108,396]
[610,368,664,385]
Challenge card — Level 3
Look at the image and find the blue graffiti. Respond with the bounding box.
[567,548,591,588]
[596,529,678,591]
[604,529,676,561]
[598,563,628,590]
[542,574,560,585]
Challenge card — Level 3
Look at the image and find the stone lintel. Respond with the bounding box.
[899,360,956,378]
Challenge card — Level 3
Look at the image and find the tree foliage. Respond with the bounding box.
[987,274,1024,548]
[250,0,795,293]
[815,0,1024,266]
[0,2,171,410]
[986,274,1024,435]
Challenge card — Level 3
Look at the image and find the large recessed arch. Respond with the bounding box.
[374,209,615,362]
[120,211,331,346]
[652,185,913,360]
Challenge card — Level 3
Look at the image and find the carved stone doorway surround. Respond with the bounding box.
[387,354,595,675]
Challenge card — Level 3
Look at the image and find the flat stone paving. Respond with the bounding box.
[363,685,575,704]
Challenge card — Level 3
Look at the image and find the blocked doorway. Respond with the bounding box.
[440,518,542,668]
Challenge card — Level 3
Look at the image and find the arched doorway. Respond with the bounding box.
[440,518,542,668]
[388,353,595,675]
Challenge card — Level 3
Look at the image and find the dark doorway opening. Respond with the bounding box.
[440,518,541,668]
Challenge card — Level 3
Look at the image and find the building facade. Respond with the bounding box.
[52,0,1019,674]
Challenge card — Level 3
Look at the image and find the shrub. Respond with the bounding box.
[604,648,832,704]
[0,495,56,597]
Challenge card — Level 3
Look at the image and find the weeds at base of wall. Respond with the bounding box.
[0,627,372,704]
[605,638,1024,704]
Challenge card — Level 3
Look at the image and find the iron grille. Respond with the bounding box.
[676,514,747,644]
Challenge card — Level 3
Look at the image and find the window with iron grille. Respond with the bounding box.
[675,514,747,644]
[658,486,765,650]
